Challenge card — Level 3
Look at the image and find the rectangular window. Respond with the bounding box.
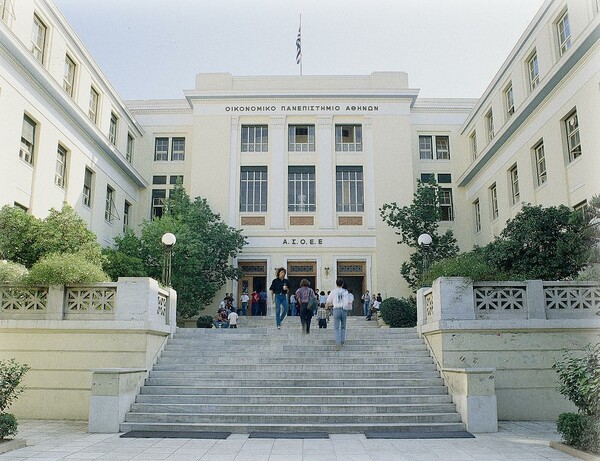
[419,136,433,159]
[89,87,100,124]
[490,183,499,220]
[528,51,540,91]
[439,188,454,221]
[152,175,167,185]
[335,125,362,152]
[152,189,166,218]
[171,137,185,161]
[557,11,571,56]
[418,135,450,160]
[485,110,494,142]
[31,14,47,64]
[169,175,183,185]
[1,0,15,25]
[336,166,364,212]
[534,141,547,186]
[505,83,514,118]
[288,166,316,212]
[420,173,434,183]
[288,125,315,152]
[565,110,581,161]
[241,125,268,152]
[574,200,588,221]
[470,131,478,159]
[105,185,115,222]
[240,167,268,212]
[63,54,76,97]
[83,168,93,207]
[437,173,452,184]
[126,133,134,163]
[19,115,36,165]
[509,165,520,205]
[435,136,450,159]
[109,112,118,145]
[154,137,169,161]
[55,144,67,188]
[473,199,481,233]
[123,201,131,232]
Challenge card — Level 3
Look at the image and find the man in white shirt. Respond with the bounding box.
[228,310,238,329]
[240,293,249,316]
[325,278,349,351]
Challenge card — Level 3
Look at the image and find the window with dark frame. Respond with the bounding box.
[19,115,36,165]
[439,188,454,221]
[336,166,364,212]
[55,144,67,188]
[154,137,169,161]
[83,168,93,207]
[565,110,581,162]
[240,167,268,212]
[534,141,547,186]
[288,125,315,152]
[288,166,316,212]
[171,137,185,161]
[241,125,268,152]
[335,125,362,152]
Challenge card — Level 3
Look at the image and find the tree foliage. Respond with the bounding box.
[380,179,459,290]
[0,206,40,267]
[115,185,247,318]
[26,252,110,285]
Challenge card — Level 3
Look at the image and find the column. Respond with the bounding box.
[363,116,376,229]
[317,116,334,229]
[228,116,239,226]
[270,115,286,230]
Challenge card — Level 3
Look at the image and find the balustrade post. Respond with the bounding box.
[115,278,153,321]
[416,287,428,336]
[46,285,65,320]
[432,277,476,321]
[525,280,546,319]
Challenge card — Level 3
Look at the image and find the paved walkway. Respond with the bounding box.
[0,420,575,461]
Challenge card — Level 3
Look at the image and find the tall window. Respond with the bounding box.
[473,199,481,233]
[289,125,315,152]
[557,11,571,56]
[89,87,100,124]
[152,189,166,218]
[509,165,520,205]
[241,125,268,152]
[336,166,364,212]
[505,83,514,118]
[126,133,134,163]
[419,135,450,160]
[470,131,478,159]
[1,0,15,25]
[83,168,93,207]
[335,125,362,152]
[288,166,315,212]
[105,185,115,222]
[485,110,494,142]
[534,141,547,186]
[171,137,185,161]
[31,14,47,64]
[63,55,76,97]
[55,145,67,188]
[528,51,540,91]
[439,188,454,221]
[19,115,36,165]
[490,183,499,220]
[108,112,118,145]
[123,201,131,232]
[565,110,581,161]
[240,167,268,212]
[154,137,169,161]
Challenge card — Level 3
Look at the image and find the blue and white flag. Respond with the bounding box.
[296,24,302,65]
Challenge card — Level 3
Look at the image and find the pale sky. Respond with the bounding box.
[53,0,544,101]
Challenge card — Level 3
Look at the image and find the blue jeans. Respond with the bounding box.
[363,301,370,317]
[290,302,297,316]
[332,308,347,345]
[275,293,288,326]
[241,302,248,316]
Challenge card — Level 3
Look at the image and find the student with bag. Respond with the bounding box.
[295,278,316,334]
[325,278,350,350]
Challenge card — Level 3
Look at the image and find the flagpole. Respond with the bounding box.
[296,14,302,76]
[299,14,302,76]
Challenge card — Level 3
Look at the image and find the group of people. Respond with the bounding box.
[361,290,383,320]
[213,303,238,329]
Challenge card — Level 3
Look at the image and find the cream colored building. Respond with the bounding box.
[1,0,599,305]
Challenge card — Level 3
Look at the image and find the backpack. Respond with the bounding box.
[307,292,318,311]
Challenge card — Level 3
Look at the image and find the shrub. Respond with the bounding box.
[557,413,600,453]
[26,252,110,285]
[379,297,417,328]
[0,260,28,284]
[102,248,147,281]
[423,249,508,286]
[0,413,17,439]
[0,359,30,414]
[196,315,214,328]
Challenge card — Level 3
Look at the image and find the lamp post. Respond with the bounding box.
[161,232,176,287]
[418,233,432,286]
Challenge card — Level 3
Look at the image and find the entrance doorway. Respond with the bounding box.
[337,261,366,316]
[238,261,267,316]
[287,261,317,311]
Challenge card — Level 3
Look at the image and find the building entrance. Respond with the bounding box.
[287,261,317,312]
[337,261,366,315]
[238,261,267,316]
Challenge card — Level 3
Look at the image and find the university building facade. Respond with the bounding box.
[1,0,599,305]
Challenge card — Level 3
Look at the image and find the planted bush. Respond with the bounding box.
[196,315,214,328]
[26,252,110,285]
[423,249,507,286]
[0,260,28,284]
[0,359,30,440]
[379,297,417,328]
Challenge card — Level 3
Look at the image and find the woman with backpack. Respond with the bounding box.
[295,279,317,334]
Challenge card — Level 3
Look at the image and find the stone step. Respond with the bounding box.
[162,344,428,353]
[135,394,453,405]
[166,337,423,345]
[147,370,440,379]
[154,355,434,365]
[139,385,450,396]
[123,411,462,425]
[129,402,459,415]
[159,349,430,358]
[151,363,438,372]
[144,377,444,387]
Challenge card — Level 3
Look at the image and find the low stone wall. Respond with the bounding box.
[0,277,177,420]
[417,278,600,422]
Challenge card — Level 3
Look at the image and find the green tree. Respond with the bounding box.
[117,185,247,318]
[484,204,592,280]
[380,179,459,290]
[0,206,40,267]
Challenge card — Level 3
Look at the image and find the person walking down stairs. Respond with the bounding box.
[326,278,349,350]
[270,267,290,329]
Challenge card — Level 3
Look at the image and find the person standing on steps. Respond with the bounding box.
[361,290,371,317]
[240,292,249,316]
[270,267,290,329]
[296,278,316,334]
[325,278,349,351]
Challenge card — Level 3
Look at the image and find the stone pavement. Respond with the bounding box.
[0,420,577,460]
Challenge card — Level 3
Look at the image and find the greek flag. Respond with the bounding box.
[296,25,302,65]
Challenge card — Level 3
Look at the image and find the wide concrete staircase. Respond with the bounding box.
[120,316,464,434]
